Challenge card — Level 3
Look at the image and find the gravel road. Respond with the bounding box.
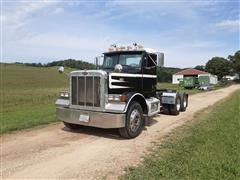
[1,85,240,180]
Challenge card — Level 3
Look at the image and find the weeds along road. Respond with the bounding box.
[1,85,240,180]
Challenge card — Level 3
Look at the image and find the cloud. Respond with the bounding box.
[3,1,58,32]
[2,1,238,68]
[0,15,5,22]
[53,7,64,14]
[4,33,116,63]
[216,19,240,29]
[174,41,223,49]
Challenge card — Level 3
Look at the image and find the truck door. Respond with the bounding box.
[142,53,157,96]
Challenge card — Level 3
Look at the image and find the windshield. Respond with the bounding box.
[102,53,142,71]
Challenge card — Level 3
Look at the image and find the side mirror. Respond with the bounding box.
[58,66,64,73]
[157,53,164,67]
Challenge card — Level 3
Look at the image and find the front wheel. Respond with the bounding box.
[119,101,144,139]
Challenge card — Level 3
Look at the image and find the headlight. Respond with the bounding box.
[59,91,69,98]
[108,94,126,102]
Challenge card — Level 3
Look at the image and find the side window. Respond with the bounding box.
[146,54,157,68]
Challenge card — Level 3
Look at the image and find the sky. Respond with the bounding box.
[1,0,239,68]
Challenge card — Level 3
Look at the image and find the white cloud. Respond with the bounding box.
[216,19,240,29]
[3,1,58,32]
[2,1,238,68]
[0,15,5,22]
[53,7,64,14]
[4,33,117,63]
[174,41,223,49]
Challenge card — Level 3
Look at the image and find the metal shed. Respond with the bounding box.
[172,68,218,85]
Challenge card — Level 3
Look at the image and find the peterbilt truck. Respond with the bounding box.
[56,44,188,138]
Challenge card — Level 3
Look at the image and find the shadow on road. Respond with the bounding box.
[61,117,159,140]
[61,126,124,140]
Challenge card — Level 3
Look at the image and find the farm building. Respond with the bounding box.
[172,68,218,85]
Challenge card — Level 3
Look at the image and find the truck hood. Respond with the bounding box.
[69,70,107,77]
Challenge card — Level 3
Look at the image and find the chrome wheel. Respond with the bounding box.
[183,98,187,108]
[119,101,143,138]
[130,109,141,133]
[176,98,181,111]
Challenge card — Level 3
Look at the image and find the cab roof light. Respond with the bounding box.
[133,43,143,50]
[119,46,126,51]
[108,43,144,52]
[127,46,132,50]
[108,47,114,52]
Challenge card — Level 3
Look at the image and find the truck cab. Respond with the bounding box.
[56,44,188,138]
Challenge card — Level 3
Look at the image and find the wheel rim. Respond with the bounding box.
[130,109,141,133]
[183,97,187,107]
[176,99,181,111]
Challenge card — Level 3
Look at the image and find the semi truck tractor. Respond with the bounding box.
[56,44,188,138]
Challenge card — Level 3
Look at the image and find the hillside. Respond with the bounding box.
[0,64,69,133]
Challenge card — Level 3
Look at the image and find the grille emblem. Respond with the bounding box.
[82,71,88,75]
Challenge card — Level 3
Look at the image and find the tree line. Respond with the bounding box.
[20,59,180,82]
[195,50,240,80]
[23,59,96,70]
[15,50,240,82]
[157,67,182,82]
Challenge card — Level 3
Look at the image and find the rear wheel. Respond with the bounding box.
[180,93,188,112]
[119,101,144,139]
[63,122,82,130]
[168,95,181,115]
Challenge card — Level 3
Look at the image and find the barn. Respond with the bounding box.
[172,68,218,85]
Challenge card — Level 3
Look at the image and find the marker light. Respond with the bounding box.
[107,44,144,52]
[59,91,69,98]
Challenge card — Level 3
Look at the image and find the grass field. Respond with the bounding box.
[123,90,240,179]
[157,82,200,95]
[0,64,69,133]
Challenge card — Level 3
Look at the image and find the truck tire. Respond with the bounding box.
[63,122,82,130]
[168,95,181,115]
[180,93,188,112]
[119,101,144,139]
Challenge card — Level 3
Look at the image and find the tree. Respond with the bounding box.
[205,57,231,80]
[194,65,205,71]
[228,50,240,74]
[157,67,182,82]
[44,59,96,69]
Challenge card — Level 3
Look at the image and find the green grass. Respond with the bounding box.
[123,90,240,180]
[0,64,69,133]
[158,82,200,95]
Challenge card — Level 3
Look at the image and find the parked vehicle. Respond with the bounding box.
[183,77,198,89]
[199,85,214,91]
[56,44,189,138]
[198,76,210,86]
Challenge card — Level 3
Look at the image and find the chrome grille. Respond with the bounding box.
[71,76,100,107]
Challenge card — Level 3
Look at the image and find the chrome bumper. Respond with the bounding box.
[56,107,125,128]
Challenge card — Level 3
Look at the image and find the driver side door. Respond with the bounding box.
[142,53,157,96]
